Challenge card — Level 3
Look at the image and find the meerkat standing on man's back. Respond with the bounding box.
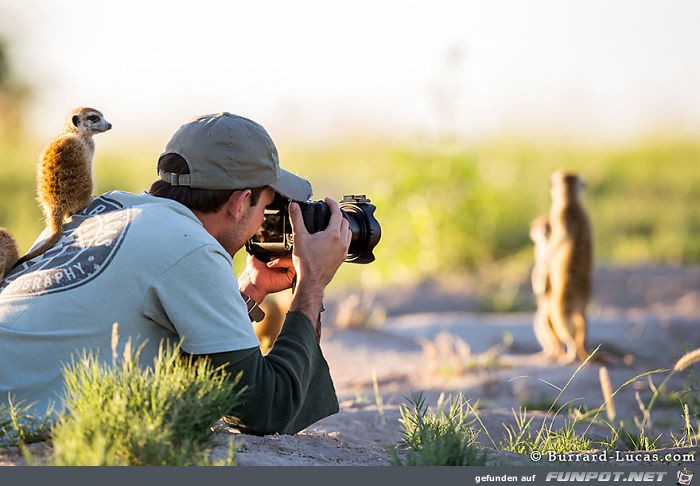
[546,170,593,363]
[13,107,111,268]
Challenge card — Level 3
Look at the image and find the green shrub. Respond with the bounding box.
[49,342,244,466]
[500,407,591,456]
[0,396,52,447]
[392,392,488,466]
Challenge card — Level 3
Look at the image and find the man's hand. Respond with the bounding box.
[288,198,351,324]
[239,254,296,304]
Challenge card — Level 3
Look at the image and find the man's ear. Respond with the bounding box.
[225,189,252,222]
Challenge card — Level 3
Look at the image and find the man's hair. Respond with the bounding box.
[149,153,267,213]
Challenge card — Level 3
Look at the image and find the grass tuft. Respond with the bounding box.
[0,396,53,447]
[392,392,488,466]
[47,341,245,466]
[500,407,591,456]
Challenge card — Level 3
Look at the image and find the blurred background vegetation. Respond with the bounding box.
[1,35,699,310]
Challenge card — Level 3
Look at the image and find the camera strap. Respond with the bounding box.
[241,292,266,322]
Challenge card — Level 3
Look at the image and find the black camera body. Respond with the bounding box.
[246,194,381,264]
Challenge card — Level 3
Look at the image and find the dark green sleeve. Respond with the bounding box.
[187,311,339,436]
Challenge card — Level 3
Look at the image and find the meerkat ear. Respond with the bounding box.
[71,115,80,127]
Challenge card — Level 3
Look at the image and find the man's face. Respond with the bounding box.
[219,187,276,256]
[242,187,276,242]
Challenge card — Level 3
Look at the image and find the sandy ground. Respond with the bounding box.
[2,265,700,466]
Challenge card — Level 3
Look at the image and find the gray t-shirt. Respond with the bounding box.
[0,191,259,415]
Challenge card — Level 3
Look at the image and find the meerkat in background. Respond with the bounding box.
[254,293,290,355]
[529,214,561,360]
[0,228,19,278]
[13,107,111,268]
[547,170,593,363]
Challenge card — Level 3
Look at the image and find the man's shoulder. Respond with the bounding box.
[100,191,221,254]
[100,191,200,225]
[100,190,191,213]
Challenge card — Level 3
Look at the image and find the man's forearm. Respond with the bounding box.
[288,281,324,328]
[190,311,338,435]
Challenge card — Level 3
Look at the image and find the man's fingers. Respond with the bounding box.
[325,199,351,251]
[290,199,349,255]
[267,255,294,269]
[340,216,351,250]
[324,198,344,233]
[288,202,309,238]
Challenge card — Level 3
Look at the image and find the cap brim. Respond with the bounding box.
[270,168,313,201]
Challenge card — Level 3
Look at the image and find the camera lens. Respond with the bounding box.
[338,195,381,264]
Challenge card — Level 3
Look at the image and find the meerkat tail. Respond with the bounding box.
[12,231,62,268]
[12,212,65,268]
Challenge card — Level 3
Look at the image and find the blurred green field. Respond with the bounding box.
[1,133,699,300]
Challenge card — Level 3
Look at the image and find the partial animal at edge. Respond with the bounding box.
[0,228,19,279]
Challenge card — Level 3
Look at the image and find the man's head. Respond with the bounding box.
[149,113,312,254]
[156,112,311,199]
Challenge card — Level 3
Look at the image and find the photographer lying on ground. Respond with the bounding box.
[0,112,350,435]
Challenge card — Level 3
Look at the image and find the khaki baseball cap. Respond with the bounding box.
[158,112,312,201]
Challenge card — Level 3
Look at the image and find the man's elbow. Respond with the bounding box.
[229,389,305,436]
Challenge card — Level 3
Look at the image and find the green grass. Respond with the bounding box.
[495,354,600,457]
[46,342,244,466]
[500,407,592,456]
[0,397,52,448]
[670,404,698,449]
[683,371,700,420]
[615,426,663,452]
[396,350,700,465]
[392,392,488,466]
